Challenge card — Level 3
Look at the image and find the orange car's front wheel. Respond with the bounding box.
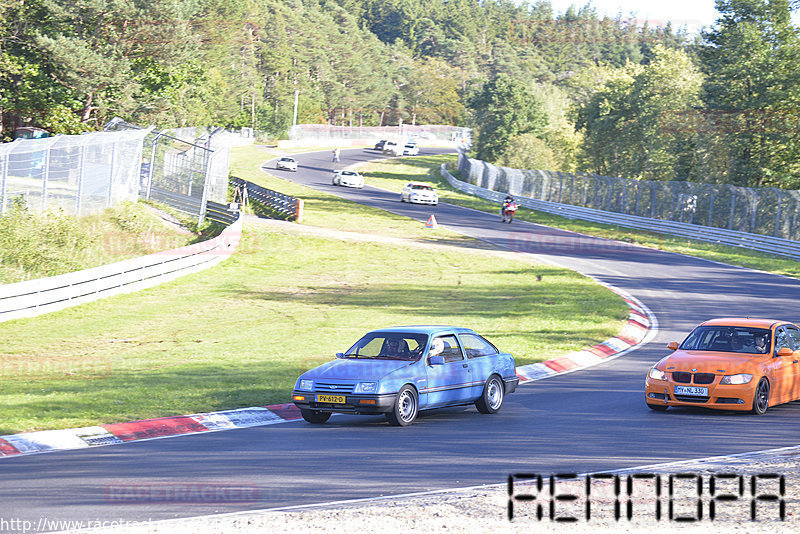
[750,378,770,415]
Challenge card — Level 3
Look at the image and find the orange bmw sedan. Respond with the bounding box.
[645,318,800,414]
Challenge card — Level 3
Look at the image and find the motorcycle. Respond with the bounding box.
[501,201,518,223]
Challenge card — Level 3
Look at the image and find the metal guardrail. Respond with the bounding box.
[0,216,242,324]
[230,176,302,221]
[441,164,800,261]
[147,186,203,217]
[205,200,238,225]
[457,151,800,241]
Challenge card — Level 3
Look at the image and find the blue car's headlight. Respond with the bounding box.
[354,381,378,394]
[297,379,314,391]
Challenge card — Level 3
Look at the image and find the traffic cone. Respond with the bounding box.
[424,215,438,229]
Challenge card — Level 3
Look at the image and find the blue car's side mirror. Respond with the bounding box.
[429,355,445,366]
[335,352,345,359]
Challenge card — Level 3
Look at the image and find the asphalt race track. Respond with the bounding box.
[2,147,800,530]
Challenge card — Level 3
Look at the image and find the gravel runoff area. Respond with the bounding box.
[61,444,800,534]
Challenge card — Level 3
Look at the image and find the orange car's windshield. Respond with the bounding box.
[680,326,771,354]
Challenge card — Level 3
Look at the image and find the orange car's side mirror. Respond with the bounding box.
[777,347,794,357]
[667,342,679,351]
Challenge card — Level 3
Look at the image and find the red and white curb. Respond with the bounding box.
[0,289,655,460]
[0,405,302,458]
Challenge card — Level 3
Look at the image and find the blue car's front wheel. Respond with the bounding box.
[386,385,418,426]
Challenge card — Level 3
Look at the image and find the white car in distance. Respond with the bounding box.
[275,157,298,172]
[382,141,403,156]
[332,169,364,189]
[401,182,438,205]
[402,143,419,156]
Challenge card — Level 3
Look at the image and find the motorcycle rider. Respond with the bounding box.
[502,194,515,219]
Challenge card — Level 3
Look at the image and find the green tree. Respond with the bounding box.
[497,133,559,170]
[699,0,800,186]
[577,45,703,180]
[400,57,464,124]
[470,74,547,162]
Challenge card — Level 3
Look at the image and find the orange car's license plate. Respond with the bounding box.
[317,395,345,403]
[674,386,708,396]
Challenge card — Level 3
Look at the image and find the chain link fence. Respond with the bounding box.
[0,128,152,216]
[457,152,800,241]
[105,120,250,223]
[289,124,472,144]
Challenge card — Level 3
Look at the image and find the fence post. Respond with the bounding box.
[650,183,656,218]
[0,150,7,215]
[107,140,118,207]
[147,133,162,201]
[708,193,715,227]
[41,145,51,211]
[76,144,86,215]
[774,188,782,237]
[198,145,213,226]
[728,187,737,230]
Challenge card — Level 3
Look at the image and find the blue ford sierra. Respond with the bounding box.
[292,326,518,426]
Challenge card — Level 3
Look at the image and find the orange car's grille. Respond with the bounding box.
[672,372,691,383]
[693,373,715,384]
[671,371,716,384]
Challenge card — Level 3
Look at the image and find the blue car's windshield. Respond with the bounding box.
[345,332,429,361]
[680,326,771,354]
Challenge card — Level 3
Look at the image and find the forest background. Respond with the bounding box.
[2,0,800,188]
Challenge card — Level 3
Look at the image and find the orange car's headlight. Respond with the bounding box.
[720,373,753,385]
[648,368,668,381]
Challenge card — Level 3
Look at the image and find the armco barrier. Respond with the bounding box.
[231,176,303,221]
[441,165,800,261]
[0,215,242,324]
[205,200,238,225]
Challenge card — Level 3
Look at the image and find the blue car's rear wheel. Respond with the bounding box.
[300,408,331,424]
[386,385,418,426]
[476,375,504,414]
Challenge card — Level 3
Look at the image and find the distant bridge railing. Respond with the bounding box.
[441,164,800,261]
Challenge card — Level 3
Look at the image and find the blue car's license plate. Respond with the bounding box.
[317,395,345,403]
